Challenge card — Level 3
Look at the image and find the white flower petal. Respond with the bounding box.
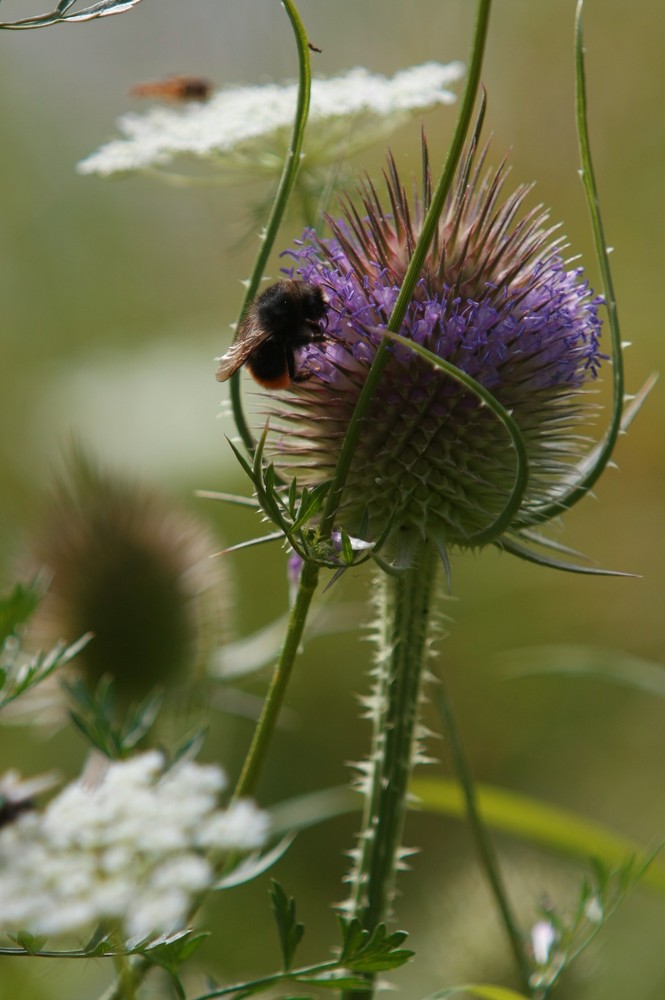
[78,62,464,177]
[0,753,266,939]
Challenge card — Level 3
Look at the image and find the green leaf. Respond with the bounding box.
[294,974,373,990]
[226,436,255,481]
[338,916,366,962]
[338,528,355,565]
[216,532,284,558]
[215,835,296,890]
[0,579,44,646]
[12,931,48,955]
[0,632,90,712]
[288,477,298,514]
[268,781,665,897]
[338,919,412,972]
[423,985,530,1000]
[64,676,162,759]
[173,726,209,765]
[264,463,277,494]
[412,777,665,895]
[121,690,164,749]
[498,536,634,577]
[503,644,665,700]
[214,604,364,681]
[270,881,304,971]
[140,930,208,985]
[270,786,359,838]
[292,482,330,530]
[82,924,114,956]
[195,490,260,510]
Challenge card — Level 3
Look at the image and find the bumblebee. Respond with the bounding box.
[215,279,328,389]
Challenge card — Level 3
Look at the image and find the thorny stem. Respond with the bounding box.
[342,543,438,1000]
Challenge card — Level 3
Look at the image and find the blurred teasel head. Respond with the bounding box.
[267,132,606,571]
[27,449,227,699]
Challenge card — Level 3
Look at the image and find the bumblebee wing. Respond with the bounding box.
[215,314,268,382]
[215,340,253,382]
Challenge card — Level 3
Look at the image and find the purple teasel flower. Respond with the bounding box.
[267,136,605,571]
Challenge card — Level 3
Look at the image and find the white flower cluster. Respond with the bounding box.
[0,752,268,941]
[77,61,464,177]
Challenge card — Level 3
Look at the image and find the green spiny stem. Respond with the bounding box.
[343,543,438,1000]
[433,673,533,995]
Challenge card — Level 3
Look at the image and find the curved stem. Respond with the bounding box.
[343,543,438,1000]
[433,674,533,995]
[319,0,493,538]
[229,0,314,454]
[232,558,319,800]
[529,0,624,524]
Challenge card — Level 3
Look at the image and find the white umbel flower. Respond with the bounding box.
[0,752,268,940]
[77,62,464,177]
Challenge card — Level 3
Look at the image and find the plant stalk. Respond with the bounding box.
[319,0,492,537]
[232,558,319,800]
[229,0,314,454]
[342,543,438,1000]
[433,673,533,994]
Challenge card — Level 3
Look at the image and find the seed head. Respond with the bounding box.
[27,449,227,698]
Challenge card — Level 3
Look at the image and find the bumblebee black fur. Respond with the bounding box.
[215,279,328,389]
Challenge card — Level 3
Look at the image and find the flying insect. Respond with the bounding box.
[130,75,213,102]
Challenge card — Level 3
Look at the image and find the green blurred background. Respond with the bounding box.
[1,1,664,997]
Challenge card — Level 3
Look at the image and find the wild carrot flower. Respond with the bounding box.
[0,752,268,941]
[269,138,604,569]
[76,63,463,179]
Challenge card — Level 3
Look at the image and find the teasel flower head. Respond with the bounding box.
[268,135,606,570]
[27,448,228,699]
